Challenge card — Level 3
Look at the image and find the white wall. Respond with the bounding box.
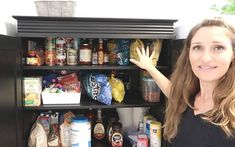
[0,0,226,37]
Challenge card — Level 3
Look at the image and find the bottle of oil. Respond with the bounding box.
[93,108,105,140]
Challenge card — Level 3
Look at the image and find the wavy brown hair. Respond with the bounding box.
[163,17,235,142]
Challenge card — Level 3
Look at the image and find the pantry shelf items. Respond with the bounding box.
[12,16,177,147]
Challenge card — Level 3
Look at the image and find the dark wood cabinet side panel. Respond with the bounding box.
[0,50,18,147]
[0,35,22,147]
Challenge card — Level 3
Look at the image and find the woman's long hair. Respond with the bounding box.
[163,17,235,142]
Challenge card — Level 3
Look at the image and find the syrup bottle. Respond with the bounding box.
[93,108,105,140]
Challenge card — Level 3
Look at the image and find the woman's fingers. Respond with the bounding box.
[146,46,149,57]
[141,46,146,55]
[149,50,155,60]
[136,47,142,57]
[130,59,142,68]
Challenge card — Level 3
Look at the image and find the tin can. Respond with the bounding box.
[56,37,66,50]
[56,49,66,66]
[146,117,156,138]
[45,37,56,51]
[143,114,154,133]
[150,121,161,147]
[45,50,56,66]
[45,37,56,66]
[67,48,78,65]
[71,116,91,147]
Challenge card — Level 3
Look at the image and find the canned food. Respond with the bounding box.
[67,48,78,65]
[45,37,56,51]
[56,37,66,50]
[150,121,161,147]
[143,114,154,133]
[45,50,56,66]
[146,117,156,138]
[56,49,66,66]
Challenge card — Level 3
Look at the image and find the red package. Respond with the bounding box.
[57,73,80,92]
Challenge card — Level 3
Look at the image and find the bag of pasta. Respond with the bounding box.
[109,74,125,103]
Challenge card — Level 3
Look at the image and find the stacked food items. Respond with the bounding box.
[25,38,162,67]
[28,109,124,147]
[23,72,81,106]
[23,71,128,106]
[125,112,162,147]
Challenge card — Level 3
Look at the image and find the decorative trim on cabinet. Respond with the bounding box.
[13,16,177,39]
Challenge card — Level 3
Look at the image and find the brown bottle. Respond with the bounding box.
[111,122,123,147]
[97,39,104,65]
[103,39,109,65]
[107,117,118,143]
[93,108,105,140]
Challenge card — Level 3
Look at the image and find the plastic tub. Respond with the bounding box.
[141,77,161,102]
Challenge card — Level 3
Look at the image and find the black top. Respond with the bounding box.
[168,107,235,147]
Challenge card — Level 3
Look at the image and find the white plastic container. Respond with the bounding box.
[41,92,81,104]
[35,0,76,16]
[70,116,91,147]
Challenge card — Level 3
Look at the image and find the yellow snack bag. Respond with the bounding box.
[109,74,125,102]
[130,39,144,63]
[150,39,162,66]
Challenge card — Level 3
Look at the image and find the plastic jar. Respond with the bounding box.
[141,77,161,102]
[70,116,91,147]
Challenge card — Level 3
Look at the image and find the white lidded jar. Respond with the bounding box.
[70,116,91,147]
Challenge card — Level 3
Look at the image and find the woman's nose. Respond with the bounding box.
[201,50,213,62]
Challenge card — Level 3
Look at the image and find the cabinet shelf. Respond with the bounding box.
[22,65,169,70]
[23,97,162,110]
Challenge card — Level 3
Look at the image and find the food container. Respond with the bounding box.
[141,77,161,102]
[41,92,81,104]
[35,0,76,17]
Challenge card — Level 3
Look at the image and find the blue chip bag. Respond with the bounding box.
[84,73,112,105]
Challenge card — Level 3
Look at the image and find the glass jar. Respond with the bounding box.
[79,43,92,65]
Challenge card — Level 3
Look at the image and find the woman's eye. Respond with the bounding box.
[213,46,225,52]
[192,45,201,51]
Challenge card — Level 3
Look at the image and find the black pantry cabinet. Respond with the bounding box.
[0,16,177,147]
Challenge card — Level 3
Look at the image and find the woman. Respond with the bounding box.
[130,17,235,146]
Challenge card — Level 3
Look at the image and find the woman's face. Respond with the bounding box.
[189,26,234,83]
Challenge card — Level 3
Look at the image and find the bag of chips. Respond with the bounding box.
[109,74,125,103]
[84,73,112,105]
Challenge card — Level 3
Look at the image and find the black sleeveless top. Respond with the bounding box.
[168,107,235,147]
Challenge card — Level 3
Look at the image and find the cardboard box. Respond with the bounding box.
[23,77,42,107]
[42,92,81,104]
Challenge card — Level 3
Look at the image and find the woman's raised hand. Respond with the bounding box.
[129,46,156,71]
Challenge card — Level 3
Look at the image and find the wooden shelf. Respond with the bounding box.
[23,94,163,110]
[22,65,169,70]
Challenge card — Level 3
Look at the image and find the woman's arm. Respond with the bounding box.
[129,47,171,98]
